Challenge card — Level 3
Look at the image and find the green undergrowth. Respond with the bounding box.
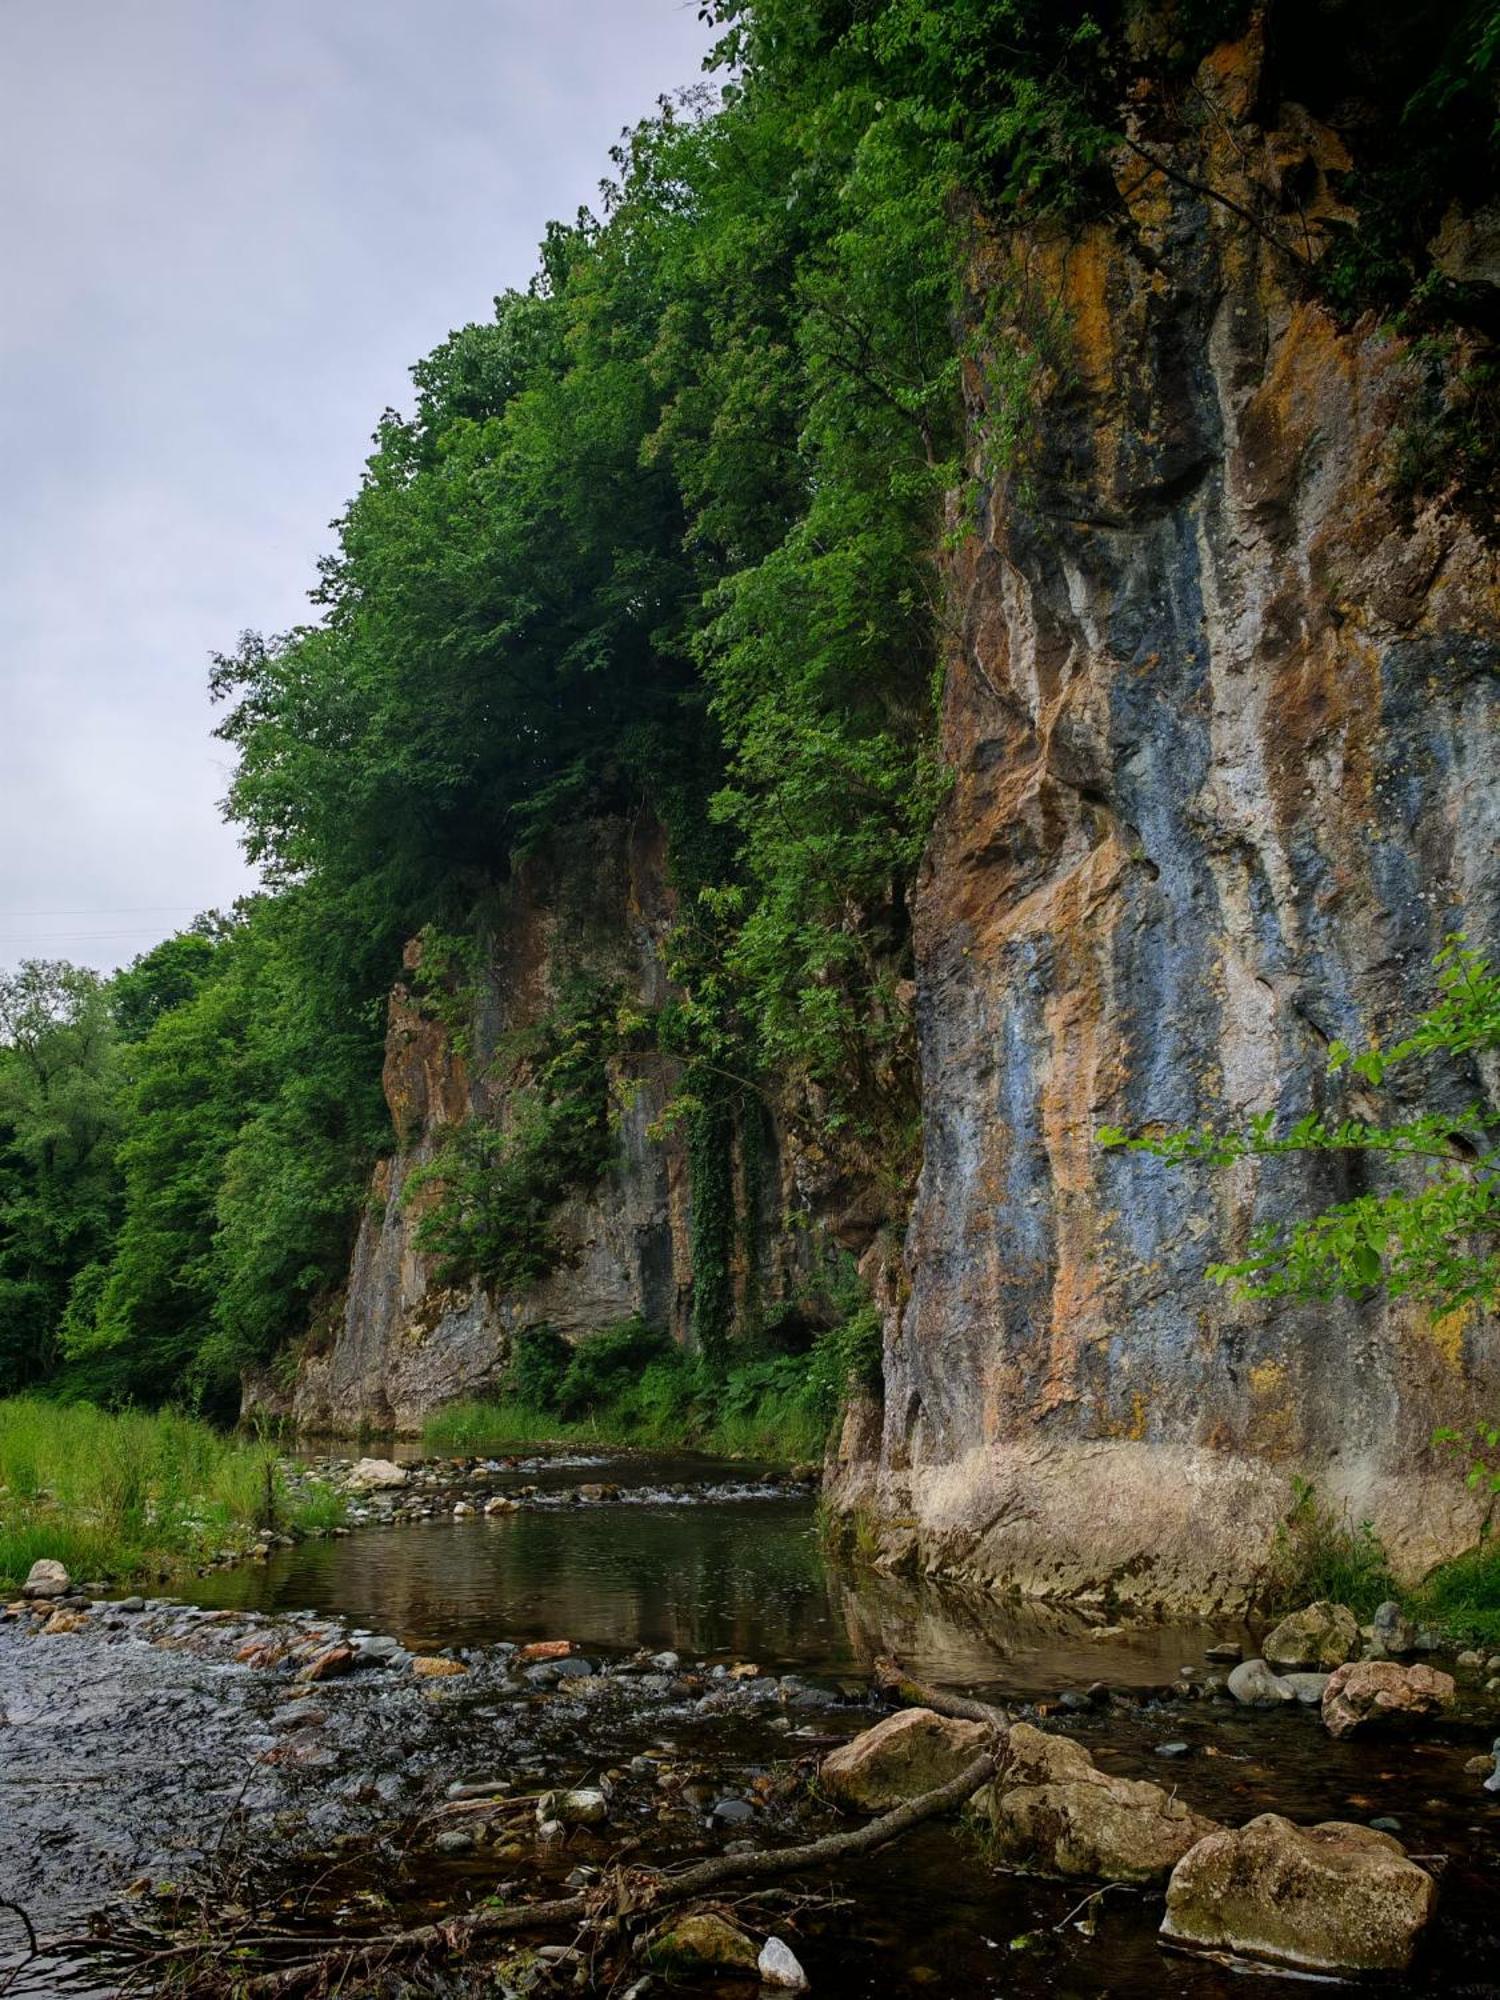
[423,1307,881,1466]
[0,1396,344,1591]
[1260,1473,1500,1645]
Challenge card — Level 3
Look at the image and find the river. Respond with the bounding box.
[4,1447,1498,1996]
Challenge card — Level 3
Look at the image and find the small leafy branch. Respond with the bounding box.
[1100,938,1500,1314]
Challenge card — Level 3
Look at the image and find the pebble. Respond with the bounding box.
[1154,1741,1191,1758]
[758,1936,810,1991]
[712,1797,754,1823]
[435,1829,475,1855]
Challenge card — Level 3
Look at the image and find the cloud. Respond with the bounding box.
[0,0,712,970]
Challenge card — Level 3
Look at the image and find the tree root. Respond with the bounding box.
[240,1748,1001,1997]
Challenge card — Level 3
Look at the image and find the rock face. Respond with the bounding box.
[831,22,1500,1609]
[818,1707,990,1812]
[1263,1602,1359,1671]
[1161,1814,1437,1973]
[1321,1660,1456,1738]
[986,1723,1217,1883]
[247,817,829,1432]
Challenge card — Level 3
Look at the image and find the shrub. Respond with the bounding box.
[556,1319,675,1418]
[510,1324,570,1413]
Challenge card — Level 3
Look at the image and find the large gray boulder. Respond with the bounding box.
[819,1707,989,1813]
[985,1723,1218,1885]
[1161,1814,1436,1973]
[1262,1602,1360,1671]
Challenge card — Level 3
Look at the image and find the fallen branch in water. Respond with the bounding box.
[239,1749,1002,1997]
[872,1655,1010,1730]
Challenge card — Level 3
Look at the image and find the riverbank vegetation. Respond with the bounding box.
[0,1398,343,1591]
[423,1305,881,1464]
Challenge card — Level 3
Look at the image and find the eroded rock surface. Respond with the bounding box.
[834,22,1500,1610]
[986,1722,1217,1884]
[818,1706,990,1812]
[1161,1813,1437,1973]
[1321,1660,1456,1739]
[1263,1602,1359,1671]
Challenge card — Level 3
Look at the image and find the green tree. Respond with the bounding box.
[0,962,121,1391]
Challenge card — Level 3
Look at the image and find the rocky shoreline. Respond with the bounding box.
[6,1546,1500,1995]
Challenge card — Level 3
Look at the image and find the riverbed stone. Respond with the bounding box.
[1321,1660,1456,1739]
[818,1706,989,1812]
[1280,1672,1330,1706]
[539,1787,608,1826]
[648,1912,759,1976]
[41,1609,87,1635]
[1227,1659,1296,1706]
[759,1936,809,1990]
[297,1643,354,1682]
[22,1559,70,1601]
[986,1722,1218,1885]
[1160,1814,1437,1973]
[344,1457,409,1491]
[1263,1602,1360,1671]
[411,1655,468,1679]
[1370,1602,1419,1656]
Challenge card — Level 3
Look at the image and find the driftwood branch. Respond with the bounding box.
[872,1655,1011,1730]
[241,1749,1001,1997]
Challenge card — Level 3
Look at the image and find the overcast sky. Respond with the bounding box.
[0,0,713,975]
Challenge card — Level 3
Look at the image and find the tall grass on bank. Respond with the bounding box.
[0,1398,342,1590]
[423,1312,881,1465]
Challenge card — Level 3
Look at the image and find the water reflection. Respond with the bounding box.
[198,1454,1241,1694]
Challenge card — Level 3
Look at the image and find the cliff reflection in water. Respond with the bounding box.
[196,1462,1237,1693]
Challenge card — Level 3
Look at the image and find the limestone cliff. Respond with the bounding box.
[829,27,1500,1610]
[259,816,825,1433]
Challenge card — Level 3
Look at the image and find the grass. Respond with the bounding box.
[1414,1539,1500,1648]
[0,1396,344,1591]
[1258,1479,1399,1620]
[422,1323,838,1466]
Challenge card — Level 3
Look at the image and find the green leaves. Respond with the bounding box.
[1102,938,1500,1316]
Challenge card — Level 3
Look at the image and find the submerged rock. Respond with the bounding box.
[1161,1814,1437,1973]
[818,1707,989,1812]
[1262,1602,1360,1671]
[986,1723,1217,1885]
[1322,1661,1455,1739]
[410,1655,468,1679]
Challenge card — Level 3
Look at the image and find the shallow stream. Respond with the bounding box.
[6,1447,1499,1996]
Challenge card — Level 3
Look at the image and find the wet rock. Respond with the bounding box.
[538,1787,608,1826]
[297,1644,354,1682]
[986,1723,1218,1885]
[712,1797,754,1823]
[1464,1753,1494,1777]
[759,1936,809,1990]
[22,1560,70,1601]
[1161,1814,1437,1973]
[648,1911,759,1976]
[411,1655,469,1680]
[1322,1661,1456,1739]
[435,1828,475,1856]
[483,1496,517,1514]
[516,1639,574,1664]
[115,1597,146,1614]
[818,1707,989,1813]
[650,1650,681,1671]
[1154,1741,1190,1758]
[268,1705,327,1734]
[1263,1603,1360,1672]
[1457,1649,1485,1671]
[41,1609,88,1635]
[1204,1641,1242,1663]
[1280,1672,1330,1706]
[1370,1602,1419,1657]
[1227,1659,1296,1707]
[344,1458,409,1492]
